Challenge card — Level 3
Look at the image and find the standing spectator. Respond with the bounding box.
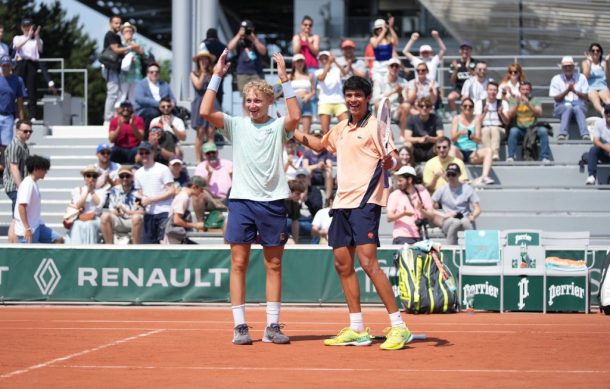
[200,29,226,106]
[507,81,551,163]
[108,101,145,164]
[401,30,446,82]
[585,105,610,185]
[387,166,433,245]
[14,155,63,243]
[149,97,187,158]
[369,17,399,82]
[429,163,481,245]
[406,62,439,112]
[289,53,315,134]
[335,39,368,81]
[423,136,468,193]
[191,48,218,162]
[3,119,32,213]
[446,41,478,119]
[475,82,510,160]
[118,22,145,105]
[0,25,9,56]
[194,142,233,203]
[404,96,445,163]
[102,15,126,122]
[94,143,121,203]
[550,56,590,141]
[134,142,175,244]
[292,16,319,71]
[498,63,526,102]
[227,20,267,97]
[100,166,143,244]
[162,175,207,244]
[12,18,54,120]
[134,62,176,129]
[372,58,410,138]
[582,43,610,117]
[461,61,491,104]
[311,191,334,245]
[67,165,105,244]
[0,55,26,177]
[316,51,348,134]
[450,98,495,185]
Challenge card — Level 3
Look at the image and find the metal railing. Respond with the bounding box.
[37,58,88,124]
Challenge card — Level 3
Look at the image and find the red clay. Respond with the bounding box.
[0,306,608,388]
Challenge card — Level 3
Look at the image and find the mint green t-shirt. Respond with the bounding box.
[223,114,291,201]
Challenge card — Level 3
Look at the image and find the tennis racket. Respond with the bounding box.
[376,97,392,156]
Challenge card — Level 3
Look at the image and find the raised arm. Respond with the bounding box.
[401,32,418,61]
[274,53,301,132]
[200,49,231,129]
[431,30,447,59]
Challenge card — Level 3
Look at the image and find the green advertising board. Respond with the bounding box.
[546,276,587,312]
[460,275,502,311]
[505,231,541,246]
[503,275,544,312]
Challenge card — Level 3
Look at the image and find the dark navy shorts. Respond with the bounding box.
[226,199,288,247]
[327,203,381,248]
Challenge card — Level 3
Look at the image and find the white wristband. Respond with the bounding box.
[282,82,296,99]
[207,75,222,93]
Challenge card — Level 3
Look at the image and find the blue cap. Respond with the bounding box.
[0,55,12,66]
[96,143,111,153]
[460,41,473,49]
[137,141,153,152]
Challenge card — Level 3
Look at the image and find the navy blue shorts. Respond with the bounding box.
[327,203,381,248]
[226,199,288,246]
[143,212,168,244]
[460,149,475,162]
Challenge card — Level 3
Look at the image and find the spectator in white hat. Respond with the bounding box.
[369,16,399,82]
[401,30,446,82]
[372,57,410,139]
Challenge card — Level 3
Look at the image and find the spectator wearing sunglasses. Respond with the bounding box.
[401,30,446,83]
[108,101,145,164]
[4,119,32,213]
[404,96,444,163]
[423,136,468,193]
[66,165,106,244]
[94,143,121,205]
[100,165,143,244]
[149,97,187,158]
[134,62,176,129]
[406,62,438,113]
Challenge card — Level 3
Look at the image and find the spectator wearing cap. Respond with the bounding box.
[402,30,446,83]
[66,165,106,244]
[100,165,143,244]
[163,175,209,244]
[292,15,320,71]
[149,96,187,157]
[369,16,399,82]
[168,155,190,190]
[429,163,481,245]
[549,56,590,141]
[134,141,175,244]
[134,61,176,129]
[288,53,315,134]
[12,18,54,120]
[191,48,219,162]
[302,129,335,205]
[387,165,433,245]
[0,55,26,173]
[200,28,227,106]
[94,143,121,202]
[585,104,610,185]
[118,22,145,105]
[461,61,491,104]
[194,142,233,203]
[102,15,127,122]
[0,25,9,56]
[446,41,478,119]
[138,126,174,166]
[336,39,368,82]
[108,101,145,164]
[423,136,468,193]
[373,57,410,139]
[316,51,348,134]
[227,19,267,96]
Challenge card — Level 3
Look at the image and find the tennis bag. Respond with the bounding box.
[394,246,458,314]
[599,251,610,315]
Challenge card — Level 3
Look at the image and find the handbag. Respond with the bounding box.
[63,205,80,229]
[99,46,121,71]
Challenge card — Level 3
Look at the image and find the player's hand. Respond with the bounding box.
[381,154,393,170]
[273,53,288,82]
[213,49,231,77]
[431,30,439,39]
[410,32,419,41]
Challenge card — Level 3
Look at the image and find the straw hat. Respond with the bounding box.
[120,22,137,33]
[192,50,216,63]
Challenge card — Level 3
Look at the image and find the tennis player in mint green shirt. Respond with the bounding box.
[201,49,301,346]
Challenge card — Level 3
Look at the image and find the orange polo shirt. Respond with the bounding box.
[322,115,396,209]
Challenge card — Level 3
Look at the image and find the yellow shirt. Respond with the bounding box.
[422,156,468,193]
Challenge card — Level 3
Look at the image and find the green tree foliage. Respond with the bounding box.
[0,0,106,124]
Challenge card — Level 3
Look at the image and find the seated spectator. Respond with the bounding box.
[335,39,368,82]
[283,137,303,180]
[14,155,63,244]
[134,62,176,129]
[404,96,444,163]
[94,143,121,204]
[372,58,410,136]
[586,105,610,184]
[285,179,306,244]
[406,63,438,114]
[392,145,418,189]
[461,61,490,104]
[311,191,334,245]
[550,56,590,141]
[507,81,551,163]
[429,163,481,245]
[194,142,233,203]
[109,101,145,164]
[450,98,494,185]
[67,165,105,244]
[423,136,468,193]
[369,17,398,82]
[163,175,207,244]
[191,48,218,162]
[401,30,446,83]
[582,43,610,116]
[498,63,525,102]
[149,97,187,158]
[100,165,143,244]
[475,82,510,160]
[316,51,348,134]
[387,165,433,245]
[289,54,315,134]
[135,126,174,165]
[296,167,323,223]
[169,155,190,189]
[446,41,477,119]
[302,129,334,204]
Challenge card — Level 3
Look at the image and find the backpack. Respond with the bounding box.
[599,251,610,315]
[394,244,458,314]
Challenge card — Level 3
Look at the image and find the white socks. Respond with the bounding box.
[231,304,246,327]
[389,311,406,328]
[349,312,364,332]
[266,301,281,326]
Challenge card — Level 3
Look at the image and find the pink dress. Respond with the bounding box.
[300,38,319,69]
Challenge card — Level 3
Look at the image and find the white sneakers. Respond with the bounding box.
[585,175,596,185]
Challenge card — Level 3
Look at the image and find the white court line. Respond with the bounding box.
[0,329,164,379]
[48,365,608,374]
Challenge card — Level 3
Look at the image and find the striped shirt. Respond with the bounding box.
[3,136,29,193]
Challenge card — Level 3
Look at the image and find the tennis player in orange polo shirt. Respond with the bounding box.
[293,76,413,350]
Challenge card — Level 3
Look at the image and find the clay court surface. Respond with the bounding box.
[0,306,608,388]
